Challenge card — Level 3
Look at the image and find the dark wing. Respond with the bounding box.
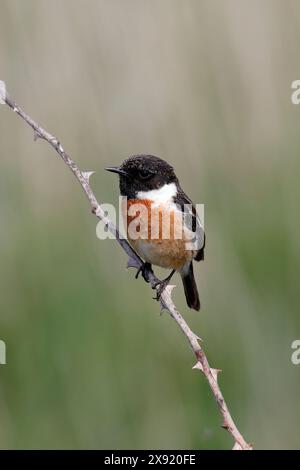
[174,186,205,261]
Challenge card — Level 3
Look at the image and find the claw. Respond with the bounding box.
[153,269,176,300]
[153,281,168,300]
[135,262,153,283]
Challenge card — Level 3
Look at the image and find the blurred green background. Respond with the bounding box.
[0,0,300,450]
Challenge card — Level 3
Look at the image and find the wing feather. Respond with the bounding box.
[174,187,205,261]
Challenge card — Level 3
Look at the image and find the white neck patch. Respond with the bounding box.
[137,182,177,206]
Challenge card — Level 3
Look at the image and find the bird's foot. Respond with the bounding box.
[153,269,176,300]
[135,262,153,283]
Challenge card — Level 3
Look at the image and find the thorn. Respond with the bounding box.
[221,423,229,431]
[192,362,204,373]
[211,368,222,382]
[192,363,221,382]
[33,131,41,141]
[82,171,95,183]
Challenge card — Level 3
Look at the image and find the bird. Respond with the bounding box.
[106,155,205,311]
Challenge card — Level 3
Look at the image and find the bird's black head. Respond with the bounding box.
[106,155,178,198]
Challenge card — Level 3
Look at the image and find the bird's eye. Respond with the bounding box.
[138,169,152,180]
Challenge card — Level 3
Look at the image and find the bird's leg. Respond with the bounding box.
[135,262,153,283]
[153,269,176,300]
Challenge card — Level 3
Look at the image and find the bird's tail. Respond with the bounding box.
[180,263,200,311]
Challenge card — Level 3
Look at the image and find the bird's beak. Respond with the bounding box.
[105,166,128,177]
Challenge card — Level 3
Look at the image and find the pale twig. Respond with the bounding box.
[0,81,252,450]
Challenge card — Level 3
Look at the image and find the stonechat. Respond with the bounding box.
[106,155,205,311]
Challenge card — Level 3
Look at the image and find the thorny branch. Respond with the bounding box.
[0,81,252,450]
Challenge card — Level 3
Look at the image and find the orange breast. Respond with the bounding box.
[125,199,181,241]
[121,198,194,270]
